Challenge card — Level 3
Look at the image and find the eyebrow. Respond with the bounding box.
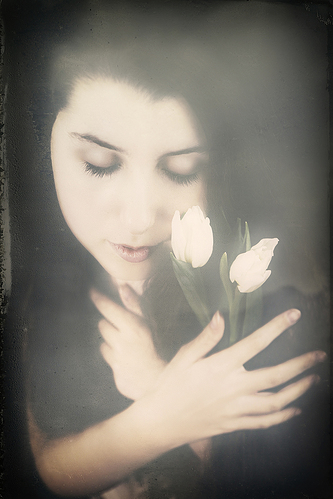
[70,132,207,158]
[160,146,207,159]
[69,133,125,153]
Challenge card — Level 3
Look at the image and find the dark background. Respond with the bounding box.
[2,1,331,498]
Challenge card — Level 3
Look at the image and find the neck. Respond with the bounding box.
[111,277,146,296]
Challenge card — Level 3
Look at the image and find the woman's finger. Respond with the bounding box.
[248,351,326,391]
[227,309,301,367]
[171,312,224,368]
[233,407,301,431]
[98,319,119,343]
[118,284,143,317]
[100,342,114,367]
[90,288,143,331]
[241,375,318,415]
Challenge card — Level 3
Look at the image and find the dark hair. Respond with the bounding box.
[8,2,272,438]
[47,7,258,261]
[5,3,329,498]
[22,2,226,435]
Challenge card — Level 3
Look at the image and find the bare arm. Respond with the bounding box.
[28,396,180,497]
[97,284,211,461]
[28,308,324,497]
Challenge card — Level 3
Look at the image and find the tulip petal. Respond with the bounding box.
[171,211,187,261]
[251,238,279,252]
[229,251,257,283]
[191,237,210,268]
[191,217,213,268]
[237,270,271,293]
[171,206,213,268]
[229,238,278,293]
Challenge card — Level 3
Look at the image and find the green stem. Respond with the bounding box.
[219,252,233,310]
[171,254,211,328]
[242,287,263,338]
[229,288,243,345]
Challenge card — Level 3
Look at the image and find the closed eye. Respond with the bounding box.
[84,161,122,178]
[161,169,199,186]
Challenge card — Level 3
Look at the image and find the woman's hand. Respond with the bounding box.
[91,287,165,400]
[140,309,325,448]
[32,308,325,497]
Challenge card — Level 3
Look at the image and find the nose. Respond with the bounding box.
[119,175,156,236]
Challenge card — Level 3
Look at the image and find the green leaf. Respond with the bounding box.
[237,218,242,247]
[242,287,263,338]
[218,206,232,236]
[235,219,251,255]
[229,287,243,345]
[243,221,251,251]
[170,253,211,327]
[219,252,233,309]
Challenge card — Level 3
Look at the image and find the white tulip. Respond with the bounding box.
[229,238,279,293]
[171,206,214,268]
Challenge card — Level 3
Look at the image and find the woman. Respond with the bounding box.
[4,2,329,498]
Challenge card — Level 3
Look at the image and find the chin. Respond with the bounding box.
[90,242,169,282]
[106,263,154,282]
[99,253,156,282]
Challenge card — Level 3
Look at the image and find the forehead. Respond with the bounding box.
[60,77,204,151]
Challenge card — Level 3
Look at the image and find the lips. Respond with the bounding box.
[109,242,156,263]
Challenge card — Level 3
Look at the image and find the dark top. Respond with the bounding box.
[4,253,330,499]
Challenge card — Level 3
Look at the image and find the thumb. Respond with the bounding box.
[119,284,144,317]
[172,312,224,368]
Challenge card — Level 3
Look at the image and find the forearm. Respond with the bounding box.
[33,399,174,497]
[33,309,321,496]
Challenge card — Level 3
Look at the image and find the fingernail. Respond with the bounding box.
[312,375,321,385]
[316,351,327,362]
[287,309,301,325]
[210,311,221,329]
[90,288,99,301]
[119,285,131,301]
[294,408,302,416]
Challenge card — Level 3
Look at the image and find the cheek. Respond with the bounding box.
[53,166,105,239]
[171,182,207,214]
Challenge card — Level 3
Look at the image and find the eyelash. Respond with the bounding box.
[83,161,200,186]
[84,161,121,178]
[161,169,199,186]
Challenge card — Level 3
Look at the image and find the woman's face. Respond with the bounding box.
[51,78,208,281]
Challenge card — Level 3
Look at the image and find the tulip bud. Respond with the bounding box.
[229,238,279,293]
[171,206,214,268]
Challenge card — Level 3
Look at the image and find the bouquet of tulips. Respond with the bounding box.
[171,206,279,345]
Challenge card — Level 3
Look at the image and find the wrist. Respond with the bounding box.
[119,395,180,460]
[129,383,197,453]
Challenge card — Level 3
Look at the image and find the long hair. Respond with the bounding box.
[16,0,237,439]
[4,2,329,497]
[7,0,328,442]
